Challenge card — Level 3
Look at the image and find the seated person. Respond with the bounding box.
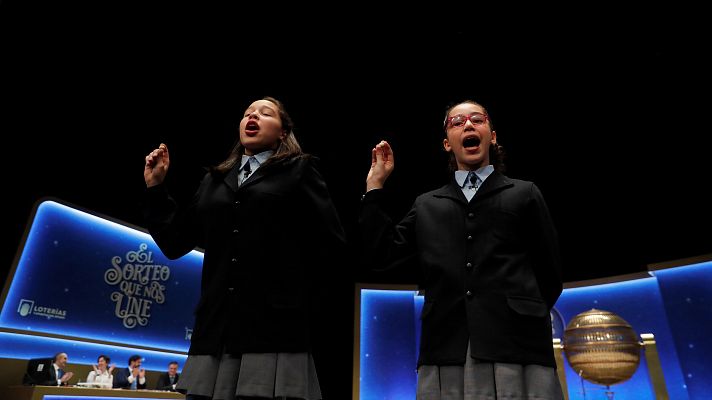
[23,352,74,386]
[113,354,146,389]
[155,361,180,391]
[85,354,114,387]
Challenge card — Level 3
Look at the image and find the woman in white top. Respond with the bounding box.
[86,355,114,387]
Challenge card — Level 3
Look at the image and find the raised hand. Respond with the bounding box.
[144,143,170,188]
[108,364,115,374]
[366,140,395,191]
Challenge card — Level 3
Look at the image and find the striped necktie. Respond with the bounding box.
[239,157,255,186]
[467,171,481,192]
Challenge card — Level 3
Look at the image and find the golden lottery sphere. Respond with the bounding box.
[563,308,641,385]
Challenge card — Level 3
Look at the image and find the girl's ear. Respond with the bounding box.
[443,138,452,152]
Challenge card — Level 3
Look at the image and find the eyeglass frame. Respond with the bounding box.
[444,112,489,129]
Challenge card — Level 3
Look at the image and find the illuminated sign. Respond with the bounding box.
[0,199,204,352]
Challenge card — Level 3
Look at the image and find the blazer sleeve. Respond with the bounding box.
[35,367,59,386]
[155,373,170,390]
[142,175,207,260]
[112,368,128,389]
[359,188,419,277]
[526,183,563,309]
[298,157,347,259]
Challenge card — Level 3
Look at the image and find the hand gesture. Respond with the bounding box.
[138,368,146,378]
[132,368,139,377]
[92,364,98,373]
[366,140,395,191]
[108,364,115,374]
[60,371,74,383]
[144,143,170,188]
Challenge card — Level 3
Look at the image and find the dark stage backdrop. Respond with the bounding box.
[1,7,711,398]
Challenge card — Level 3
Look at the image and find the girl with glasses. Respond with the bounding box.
[361,100,564,400]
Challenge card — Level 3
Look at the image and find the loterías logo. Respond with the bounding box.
[104,243,170,329]
[17,298,67,319]
[17,299,34,317]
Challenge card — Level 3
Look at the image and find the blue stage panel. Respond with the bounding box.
[0,200,203,352]
[44,396,173,400]
[360,289,422,400]
[357,260,712,399]
[556,277,687,400]
[653,261,712,400]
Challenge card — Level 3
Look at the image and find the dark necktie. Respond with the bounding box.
[468,172,480,191]
[244,158,252,178]
[240,157,254,186]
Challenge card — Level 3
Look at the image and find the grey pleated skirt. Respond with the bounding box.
[176,352,321,400]
[417,343,563,400]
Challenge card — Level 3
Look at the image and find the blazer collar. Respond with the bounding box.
[223,162,271,192]
[433,170,513,204]
[222,156,300,192]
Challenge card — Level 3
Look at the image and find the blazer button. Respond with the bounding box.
[466,290,473,297]
[468,212,475,218]
[466,262,473,269]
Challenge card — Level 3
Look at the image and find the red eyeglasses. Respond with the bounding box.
[445,112,488,129]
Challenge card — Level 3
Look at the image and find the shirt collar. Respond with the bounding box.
[240,149,274,170]
[454,164,495,187]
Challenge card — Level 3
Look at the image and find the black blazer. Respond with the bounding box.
[113,367,147,389]
[360,171,562,367]
[145,155,346,355]
[155,372,180,390]
[25,360,64,386]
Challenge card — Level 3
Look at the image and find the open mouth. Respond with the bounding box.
[245,121,259,135]
[463,136,481,148]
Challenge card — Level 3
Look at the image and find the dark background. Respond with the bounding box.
[2,5,710,397]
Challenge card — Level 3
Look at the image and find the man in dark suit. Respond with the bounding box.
[23,352,74,386]
[154,361,180,391]
[113,354,146,389]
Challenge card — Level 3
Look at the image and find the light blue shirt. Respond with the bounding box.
[127,366,146,389]
[238,150,274,186]
[454,164,494,202]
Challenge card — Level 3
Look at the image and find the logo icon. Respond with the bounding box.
[18,299,34,317]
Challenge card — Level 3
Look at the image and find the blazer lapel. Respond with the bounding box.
[223,165,240,192]
[433,179,468,205]
[237,165,268,190]
[222,157,284,193]
[473,170,513,201]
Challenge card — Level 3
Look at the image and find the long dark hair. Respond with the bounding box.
[443,100,506,172]
[214,96,303,174]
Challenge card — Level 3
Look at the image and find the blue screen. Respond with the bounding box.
[0,200,203,354]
